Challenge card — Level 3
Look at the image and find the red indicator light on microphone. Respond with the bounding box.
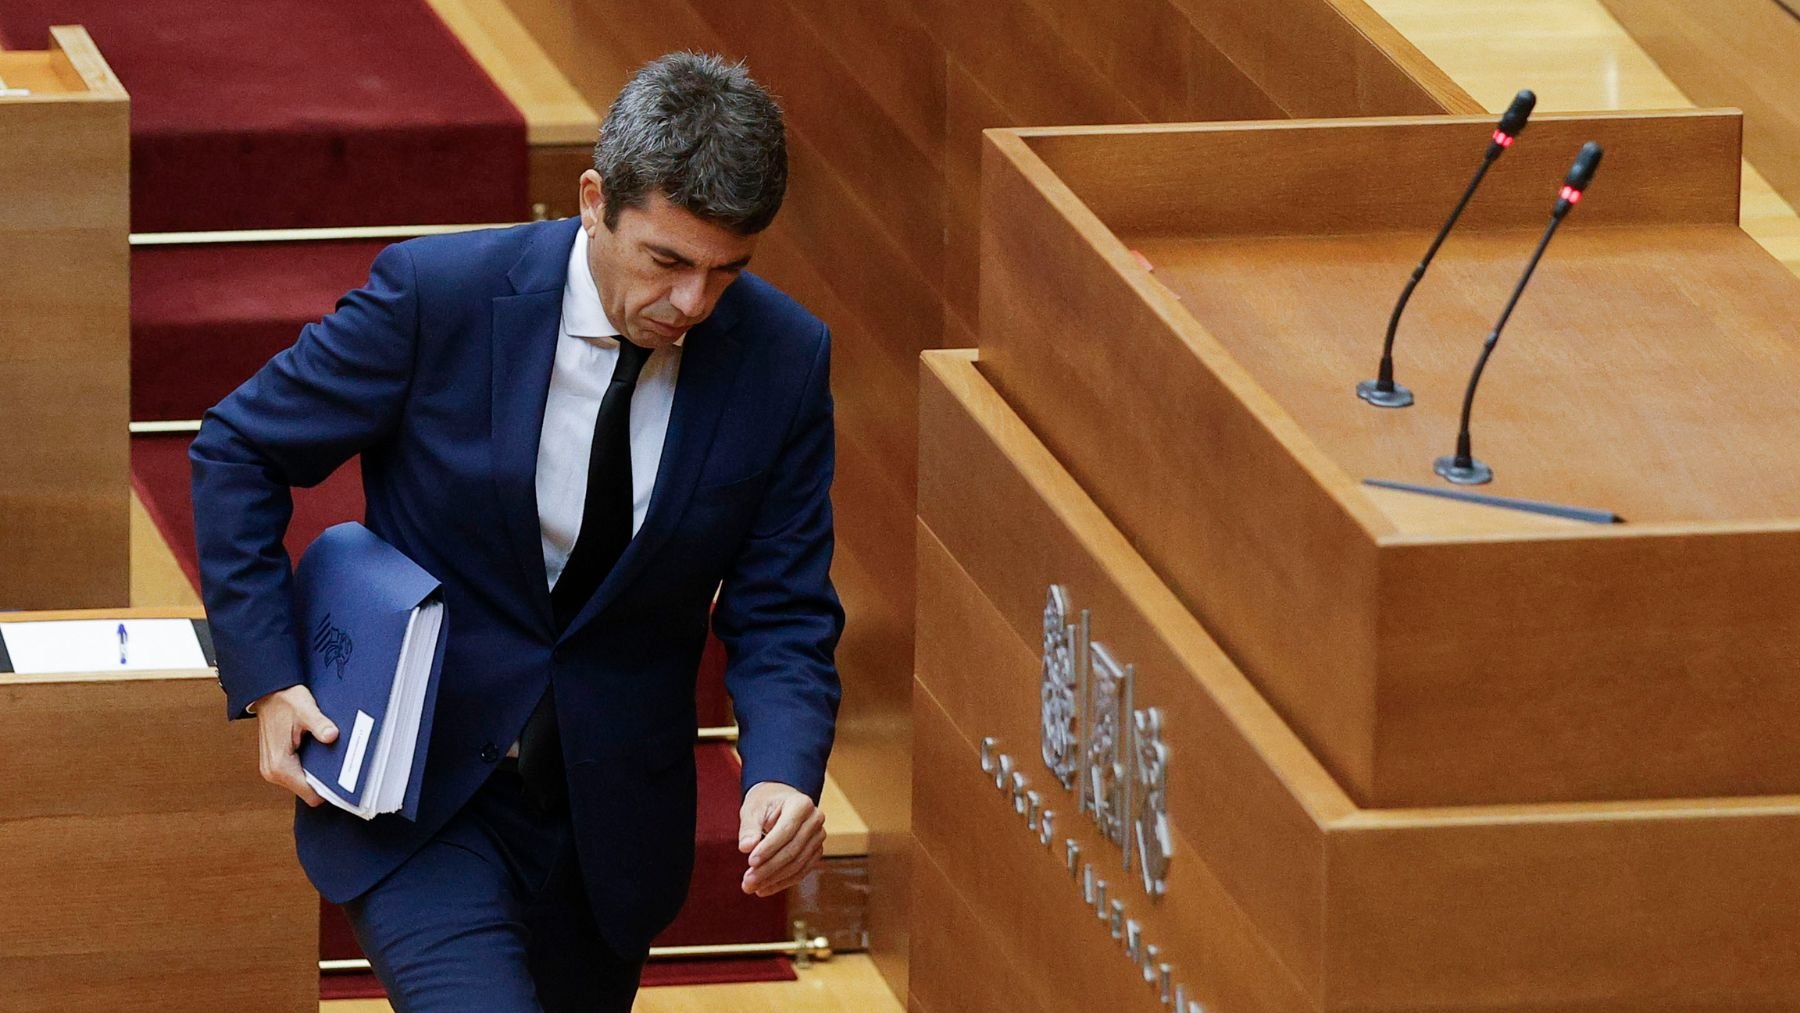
[1492,129,1515,148]
[1560,185,1582,204]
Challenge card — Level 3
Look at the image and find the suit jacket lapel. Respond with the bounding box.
[558,294,746,643]
[490,218,580,634]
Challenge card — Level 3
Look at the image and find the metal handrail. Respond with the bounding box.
[320,922,832,973]
[130,221,532,247]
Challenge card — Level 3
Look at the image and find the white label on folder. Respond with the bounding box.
[339,710,375,793]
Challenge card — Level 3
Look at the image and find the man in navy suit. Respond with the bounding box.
[191,53,842,1011]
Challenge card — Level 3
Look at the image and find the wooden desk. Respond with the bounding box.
[977,111,1800,808]
[917,348,1800,1012]
[0,609,315,1013]
[911,108,1800,1010]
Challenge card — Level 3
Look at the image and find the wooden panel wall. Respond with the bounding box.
[0,27,129,610]
[1600,0,1800,215]
[496,0,1473,996]
[0,661,315,1012]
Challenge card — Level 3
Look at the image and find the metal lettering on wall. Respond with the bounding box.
[1040,585,1171,898]
[980,583,1200,1010]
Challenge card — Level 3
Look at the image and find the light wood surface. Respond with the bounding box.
[914,347,1800,1010]
[0,26,129,610]
[1598,1,1800,215]
[977,111,1800,807]
[1356,485,1589,534]
[0,656,314,1011]
[1025,110,1742,238]
[912,675,1323,1013]
[321,953,902,1013]
[814,768,868,858]
[913,536,1321,1012]
[1132,222,1798,524]
[420,0,599,220]
[1364,0,1800,278]
[0,50,85,94]
[129,489,203,608]
[422,0,598,146]
[919,350,1350,1005]
[980,122,1388,797]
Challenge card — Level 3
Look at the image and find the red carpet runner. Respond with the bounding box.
[0,1,527,232]
[130,241,393,421]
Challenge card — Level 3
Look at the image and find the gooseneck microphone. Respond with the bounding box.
[1434,141,1603,485]
[1358,90,1536,409]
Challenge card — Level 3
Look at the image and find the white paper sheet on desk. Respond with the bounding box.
[0,619,208,674]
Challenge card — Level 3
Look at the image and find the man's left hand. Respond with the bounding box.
[737,781,826,898]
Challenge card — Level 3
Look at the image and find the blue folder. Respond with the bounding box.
[293,522,447,821]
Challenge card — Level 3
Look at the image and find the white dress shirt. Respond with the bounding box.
[535,224,682,592]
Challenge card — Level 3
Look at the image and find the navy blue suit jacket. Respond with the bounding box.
[190,217,843,957]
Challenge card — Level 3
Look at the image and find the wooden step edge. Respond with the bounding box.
[423,0,599,147]
[817,770,870,858]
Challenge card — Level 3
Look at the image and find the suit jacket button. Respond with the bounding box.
[480,743,500,763]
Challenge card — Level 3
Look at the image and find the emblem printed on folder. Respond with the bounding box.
[1040,586,1084,789]
[313,614,354,680]
[1036,584,1173,902]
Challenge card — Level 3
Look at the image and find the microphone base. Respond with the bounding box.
[1434,454,1493,485]
[1356,379,1415,409]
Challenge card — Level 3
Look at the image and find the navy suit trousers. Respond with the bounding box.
[343,764,645,1012]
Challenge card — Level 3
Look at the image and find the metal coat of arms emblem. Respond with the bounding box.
[1035,584,1172,901]
[1040,585,1082,789]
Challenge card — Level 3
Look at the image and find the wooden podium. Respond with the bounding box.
[0,609,315,1012]
[913,112,1800,1011]
[0,27,130,610]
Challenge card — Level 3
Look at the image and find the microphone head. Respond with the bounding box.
[1496,90,1536,139]
[1565,141,1603,191]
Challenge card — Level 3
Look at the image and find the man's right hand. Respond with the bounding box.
[253,685,339,806]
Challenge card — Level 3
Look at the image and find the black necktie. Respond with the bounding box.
[519,336,654,811]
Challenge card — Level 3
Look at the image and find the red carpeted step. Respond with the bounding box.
[0,1,527,232]
[131,241,390,421]
[656,744,790,947]
[133,432,365,587]
[696,633,732,728]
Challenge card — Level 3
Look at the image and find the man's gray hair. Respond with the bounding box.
[594,52,788,235]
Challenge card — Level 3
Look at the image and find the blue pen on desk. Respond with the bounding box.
[118,622,128,666]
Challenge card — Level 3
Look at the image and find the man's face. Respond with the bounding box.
[578,171,758,351]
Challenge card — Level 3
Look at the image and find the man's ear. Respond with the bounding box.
[577,169,606,234]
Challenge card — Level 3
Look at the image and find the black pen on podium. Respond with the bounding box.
[1358,90,1536,409]
[1434,141,1603,485]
